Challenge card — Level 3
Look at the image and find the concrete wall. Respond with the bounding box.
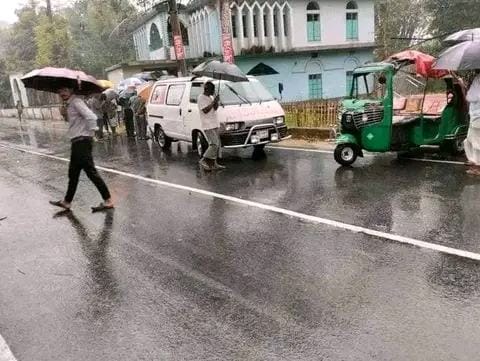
[0,106,63,121]
[236,49,373,101]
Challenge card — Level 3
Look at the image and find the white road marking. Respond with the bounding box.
[1,142,479,262]
[0,335,17,361]
[269,145,468,165]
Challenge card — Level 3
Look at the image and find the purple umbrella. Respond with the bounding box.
[21,67,106,95]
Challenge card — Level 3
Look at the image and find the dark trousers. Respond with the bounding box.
[135,115,147,139]
[124,109,135,137]
[65,138,111,203]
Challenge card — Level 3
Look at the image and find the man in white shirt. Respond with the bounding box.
[197,81,225,171]
[50,87,114,212]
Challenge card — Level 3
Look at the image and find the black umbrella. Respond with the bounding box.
[192,60,248,82]
[21,67,105,95]
[434,41,480,71]
[247,63,279,76]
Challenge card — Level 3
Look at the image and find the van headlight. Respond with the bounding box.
[274,116,285,125]
[224,122,242,131]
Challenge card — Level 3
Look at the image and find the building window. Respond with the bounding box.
[242,14,247,37]
[308,74,322,99]
[346,1,358,40]
[231,15,237,38]
[149,23,163,51]
[253,14,258,37]
[283,13,288,37]
[346,71,356,95]
[263,14,268,36]
[273,14,279,36]
[306,2,321,42]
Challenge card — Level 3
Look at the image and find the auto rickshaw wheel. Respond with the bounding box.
[440,138,465,155]
[334,144,358,166]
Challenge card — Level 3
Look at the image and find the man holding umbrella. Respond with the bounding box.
[21,67,115,212]
[198,81,225,171]
[50,87,114,212]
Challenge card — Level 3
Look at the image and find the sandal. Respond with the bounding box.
[49,200,71,210]
[91,203,115,213]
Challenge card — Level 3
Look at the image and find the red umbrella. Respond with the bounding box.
[387,50,449,78]
[21,67,106,95]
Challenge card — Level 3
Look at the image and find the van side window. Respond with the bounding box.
[166,84,186,106]
[151,85,167,104]
[190,83,204,104]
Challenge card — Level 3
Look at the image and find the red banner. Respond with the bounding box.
[173,35,185,60]
[220,0,234,64]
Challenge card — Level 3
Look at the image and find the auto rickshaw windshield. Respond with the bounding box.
[351,71,387,101]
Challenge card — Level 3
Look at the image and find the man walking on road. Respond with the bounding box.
[50,87,114,212]
[198,82,225,171]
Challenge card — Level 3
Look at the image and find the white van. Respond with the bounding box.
[146,76,290,156]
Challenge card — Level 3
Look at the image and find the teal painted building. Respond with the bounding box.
[129,0,376,101]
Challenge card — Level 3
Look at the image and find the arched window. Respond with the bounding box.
[168,19,189,46]
[346,1,358,41]
[306,2,320,42]
[149,23,163,51]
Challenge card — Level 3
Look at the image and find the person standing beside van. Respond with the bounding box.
[197,82,225,171]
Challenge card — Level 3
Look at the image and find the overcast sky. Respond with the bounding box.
[0,0,72,24]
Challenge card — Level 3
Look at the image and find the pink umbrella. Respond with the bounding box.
[21,67,106,95]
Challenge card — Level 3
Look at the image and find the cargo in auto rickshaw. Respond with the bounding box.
[335,51,469,166]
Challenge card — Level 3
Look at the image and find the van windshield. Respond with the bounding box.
[219,80,274,105]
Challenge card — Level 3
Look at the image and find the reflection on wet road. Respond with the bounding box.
[1,119,480,361]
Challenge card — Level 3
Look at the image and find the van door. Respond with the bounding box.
[164,83,187,138]
[183,82,204,140]
[147,83,168,131]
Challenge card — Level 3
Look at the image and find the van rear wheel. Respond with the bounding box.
[154,125,172,150]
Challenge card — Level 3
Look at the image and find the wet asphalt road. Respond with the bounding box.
[1,119,480,361]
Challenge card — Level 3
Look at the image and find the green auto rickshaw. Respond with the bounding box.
[334,51,469,166]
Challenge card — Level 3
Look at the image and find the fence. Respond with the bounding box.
[281,99,340,129]
[0,105,63,122]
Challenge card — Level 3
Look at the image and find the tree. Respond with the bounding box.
[65,0,138,77]
[6,1,40,72]
[35,14,72,67]
[425,0,480,38]
[375,0,428,59]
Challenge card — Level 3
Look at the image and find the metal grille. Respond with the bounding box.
[352,107,384,128]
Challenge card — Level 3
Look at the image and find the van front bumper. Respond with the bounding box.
[221,124,291,149]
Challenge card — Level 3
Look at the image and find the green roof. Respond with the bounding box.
[353,62,394,73]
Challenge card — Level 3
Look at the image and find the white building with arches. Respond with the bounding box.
[130,0,375,101]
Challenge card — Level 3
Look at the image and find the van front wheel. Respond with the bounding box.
[154,125,172,150]
[334,144,358,166]
[194,131,208,157]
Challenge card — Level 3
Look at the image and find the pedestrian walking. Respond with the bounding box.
[465,71,480,175]
[120,86,136,138]
[197,81,225,171]
[131,93,148,140]
[16,100,23,122]
[101,94,117,136]
[50,87,114,212]
[87,94,105,140]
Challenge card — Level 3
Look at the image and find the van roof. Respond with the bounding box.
[153,75,257,85]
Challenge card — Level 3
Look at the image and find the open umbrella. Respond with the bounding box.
[387,50,449,78]
[103,88,118,102]
[117,77,146,92]
[98,79,114,89]
[434,41,480,71]
[21,67,105,95]
[444,28,480,44]
[136,81,155,102]
[192,60,248,82]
